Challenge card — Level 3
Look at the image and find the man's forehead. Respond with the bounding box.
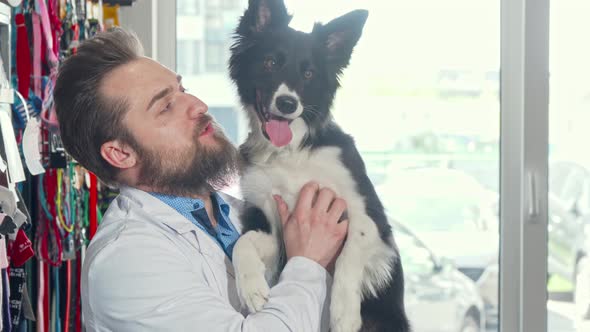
[100,57,175,102]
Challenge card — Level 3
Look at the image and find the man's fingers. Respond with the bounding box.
[335,218,349,236]
[273,195,290,226]
[294,182,320,213]
[327,198,347,222]
[314,188,336,214]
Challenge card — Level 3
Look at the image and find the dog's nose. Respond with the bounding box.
[276,95,298,114]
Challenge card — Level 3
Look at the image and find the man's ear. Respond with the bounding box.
[314,10,369,72]
[100,140,138,170]
[237,0,292,35]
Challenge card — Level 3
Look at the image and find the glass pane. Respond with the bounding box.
[548,1,590,331]
[176,0,246,145]
[177,1,500,331]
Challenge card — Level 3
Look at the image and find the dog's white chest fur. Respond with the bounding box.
[241,146,356,215]
[241,141,396,289]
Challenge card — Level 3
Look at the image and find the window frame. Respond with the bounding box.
[500,0,549,330]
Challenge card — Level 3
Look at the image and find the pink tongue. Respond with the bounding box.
[265,119,293,147]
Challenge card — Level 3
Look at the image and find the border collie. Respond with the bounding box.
[229,1,410,331]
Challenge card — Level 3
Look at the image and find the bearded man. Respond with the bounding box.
[54,28,348,331]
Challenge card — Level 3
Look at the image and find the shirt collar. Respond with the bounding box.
[149,191,231,216]
[212,192,231,216]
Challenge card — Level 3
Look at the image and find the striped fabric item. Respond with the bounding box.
[12,91,42,129]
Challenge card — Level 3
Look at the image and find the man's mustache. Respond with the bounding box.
[197,114,213,134]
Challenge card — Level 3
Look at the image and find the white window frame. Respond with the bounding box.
[500,0,550,331]
[152,0,553,331]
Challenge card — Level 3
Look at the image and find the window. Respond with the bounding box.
[177,1,500,330]
[171,0,588,330]
[222,0,240,10]
[205,42,224,72]
[396,227,436,276]
[208,107,240,144]
[206,0,222,10]
[177,40,201,76]
[549,1,590,331]
[177,0,200,16]
[176,0,245,142]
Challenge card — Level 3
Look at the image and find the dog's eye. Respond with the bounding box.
[304,70,314,80]
[264,57,277,71]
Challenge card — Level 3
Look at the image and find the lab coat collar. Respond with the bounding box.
[120,187,198,235]
[117,186,243,272]
[118,186,243,234]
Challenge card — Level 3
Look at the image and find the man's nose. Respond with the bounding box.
[187,95,208,119]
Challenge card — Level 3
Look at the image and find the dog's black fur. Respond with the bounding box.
[229,1,410,331]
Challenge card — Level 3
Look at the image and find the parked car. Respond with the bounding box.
[393,218,486,332]
[377,168,499,325]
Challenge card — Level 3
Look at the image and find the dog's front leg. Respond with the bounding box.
[330,213,392,332]
[330,234,365,332]
[233,229,279,313]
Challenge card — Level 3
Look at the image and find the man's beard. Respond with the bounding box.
[133,117,239,197]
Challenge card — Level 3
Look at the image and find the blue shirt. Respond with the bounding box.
[150,192,240,259]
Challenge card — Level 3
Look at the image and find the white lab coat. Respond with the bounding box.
[81,186,332,331]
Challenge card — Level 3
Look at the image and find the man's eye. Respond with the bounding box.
[161,103,172,113]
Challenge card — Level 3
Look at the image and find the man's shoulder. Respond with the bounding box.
[86,217,180,263]
[83,215,196,292]
[85,192,194,274]
[81,218,207,329]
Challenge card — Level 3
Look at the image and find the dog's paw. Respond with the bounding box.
[330,284,362,332]
[236,272,270,313]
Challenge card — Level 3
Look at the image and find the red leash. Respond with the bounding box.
[89,173,98,240]
[75,251,82,332]
[15,13,31,99]
[64,260,71,332]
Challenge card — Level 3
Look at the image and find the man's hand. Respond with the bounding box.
[273,182,349,274]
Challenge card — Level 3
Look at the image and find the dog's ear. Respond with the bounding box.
[314,10,368,70]
[237,0,291,35]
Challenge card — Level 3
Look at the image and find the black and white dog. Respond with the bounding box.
[230,1,410,331]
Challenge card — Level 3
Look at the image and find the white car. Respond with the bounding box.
[394,219,486,332]
[378,168,500,326]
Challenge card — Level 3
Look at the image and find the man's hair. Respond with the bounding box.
[54,28,144,185]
